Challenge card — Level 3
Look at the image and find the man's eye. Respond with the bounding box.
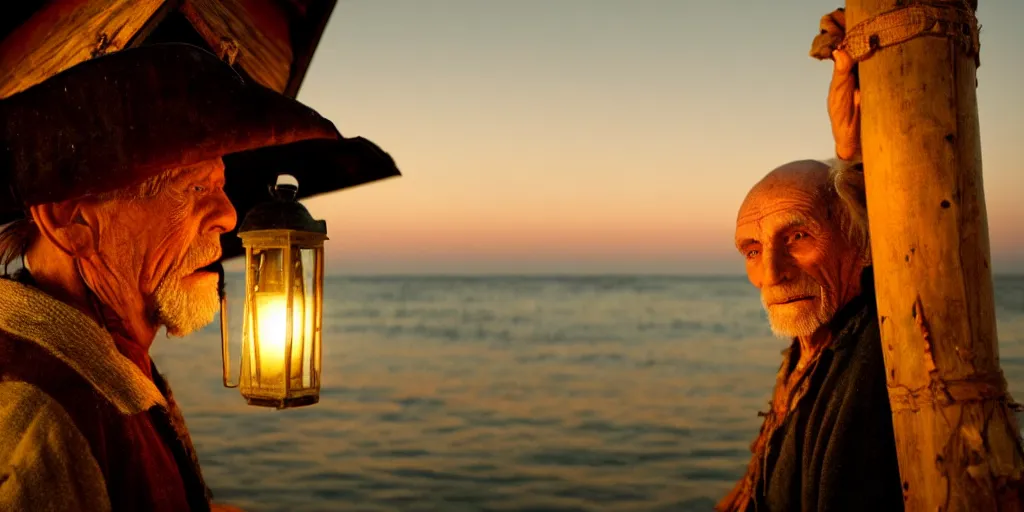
[192,185,206,193]
[746,250,760,259]
[790,232,808,242]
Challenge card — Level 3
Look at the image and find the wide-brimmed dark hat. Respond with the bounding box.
[0,43,400,259]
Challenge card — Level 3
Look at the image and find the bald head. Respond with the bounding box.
[738,160,831,224]
[735,159,867,339]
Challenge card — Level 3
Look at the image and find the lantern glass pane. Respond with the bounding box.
[314,247,324,389]
[299,247,317,388]
[242,247,294,394]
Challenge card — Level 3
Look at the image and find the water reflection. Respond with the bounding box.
[153,275,1024,512]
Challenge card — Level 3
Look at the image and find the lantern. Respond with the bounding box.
[221,174,326,409]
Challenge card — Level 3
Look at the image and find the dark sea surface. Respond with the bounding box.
[151,275,1024,512]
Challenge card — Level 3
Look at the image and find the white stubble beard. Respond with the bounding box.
[761,284,837,339]
[154,272,221,338]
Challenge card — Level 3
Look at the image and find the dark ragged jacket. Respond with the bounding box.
[718,268,905,512]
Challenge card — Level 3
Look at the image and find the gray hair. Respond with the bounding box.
[823,157,871,265]
[0,168,185,272]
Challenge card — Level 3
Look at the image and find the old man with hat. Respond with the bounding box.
[0,44,399,511]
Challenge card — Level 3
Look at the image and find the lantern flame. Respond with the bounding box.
[252,291,305,387]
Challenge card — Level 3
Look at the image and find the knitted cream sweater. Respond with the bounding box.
[0,278,167,511]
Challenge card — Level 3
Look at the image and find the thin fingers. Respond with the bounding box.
[832,49,855,73]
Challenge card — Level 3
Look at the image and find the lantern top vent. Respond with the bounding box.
[238,174,327,235]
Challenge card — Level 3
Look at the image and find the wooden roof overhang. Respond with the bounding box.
[0,0,338,99]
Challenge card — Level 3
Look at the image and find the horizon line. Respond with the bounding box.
[220,270,1024,279]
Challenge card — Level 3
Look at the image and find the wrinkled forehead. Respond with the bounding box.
[135,159,227,196]
[735,184,827,246]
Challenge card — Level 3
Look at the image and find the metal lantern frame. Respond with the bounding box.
[221,175,327,409]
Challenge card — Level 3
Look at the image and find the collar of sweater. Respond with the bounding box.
[0,277,166,415]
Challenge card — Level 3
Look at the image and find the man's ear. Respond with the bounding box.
[29,201,97,258]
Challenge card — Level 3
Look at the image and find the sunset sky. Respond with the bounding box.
[284,0,1023,275]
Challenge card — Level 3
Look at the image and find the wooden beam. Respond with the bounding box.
[0,0,167,99]
[181,0,293,92]
[845,0,1024,510]
[0,1,48,46]
[283,0,337,98]
[125,0,183,49]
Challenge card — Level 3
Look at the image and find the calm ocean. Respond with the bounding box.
[151,275,1024,512]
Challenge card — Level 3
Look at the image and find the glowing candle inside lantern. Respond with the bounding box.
[253,291,305,387]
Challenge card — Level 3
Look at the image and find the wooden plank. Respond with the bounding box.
[0,1,48,46]
[0,0,167,99]
[283,0,337,98]
[181,0,292,92]
[845,0,1024,510]
[125,0,183,49]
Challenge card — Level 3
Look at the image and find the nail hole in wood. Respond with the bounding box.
[941,200,951,209]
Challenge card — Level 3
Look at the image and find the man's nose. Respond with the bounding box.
[206,189,238,235]
[762,246,793,286]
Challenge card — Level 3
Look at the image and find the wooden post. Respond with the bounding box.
[844,0,1024,510]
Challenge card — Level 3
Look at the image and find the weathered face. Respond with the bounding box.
[92,158,236,337]
[734,162,863,338]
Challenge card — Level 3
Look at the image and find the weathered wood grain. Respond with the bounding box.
[282,0,336,98]
[181,0,293,92]
[0,0,167,99]
[846,0,1024,510]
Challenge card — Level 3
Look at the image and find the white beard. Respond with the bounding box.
[155,273,220,338]
[761,285,837,339]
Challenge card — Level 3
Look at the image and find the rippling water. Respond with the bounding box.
[150,275,1024,512]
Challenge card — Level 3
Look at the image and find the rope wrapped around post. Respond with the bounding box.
[809,1,981,67]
